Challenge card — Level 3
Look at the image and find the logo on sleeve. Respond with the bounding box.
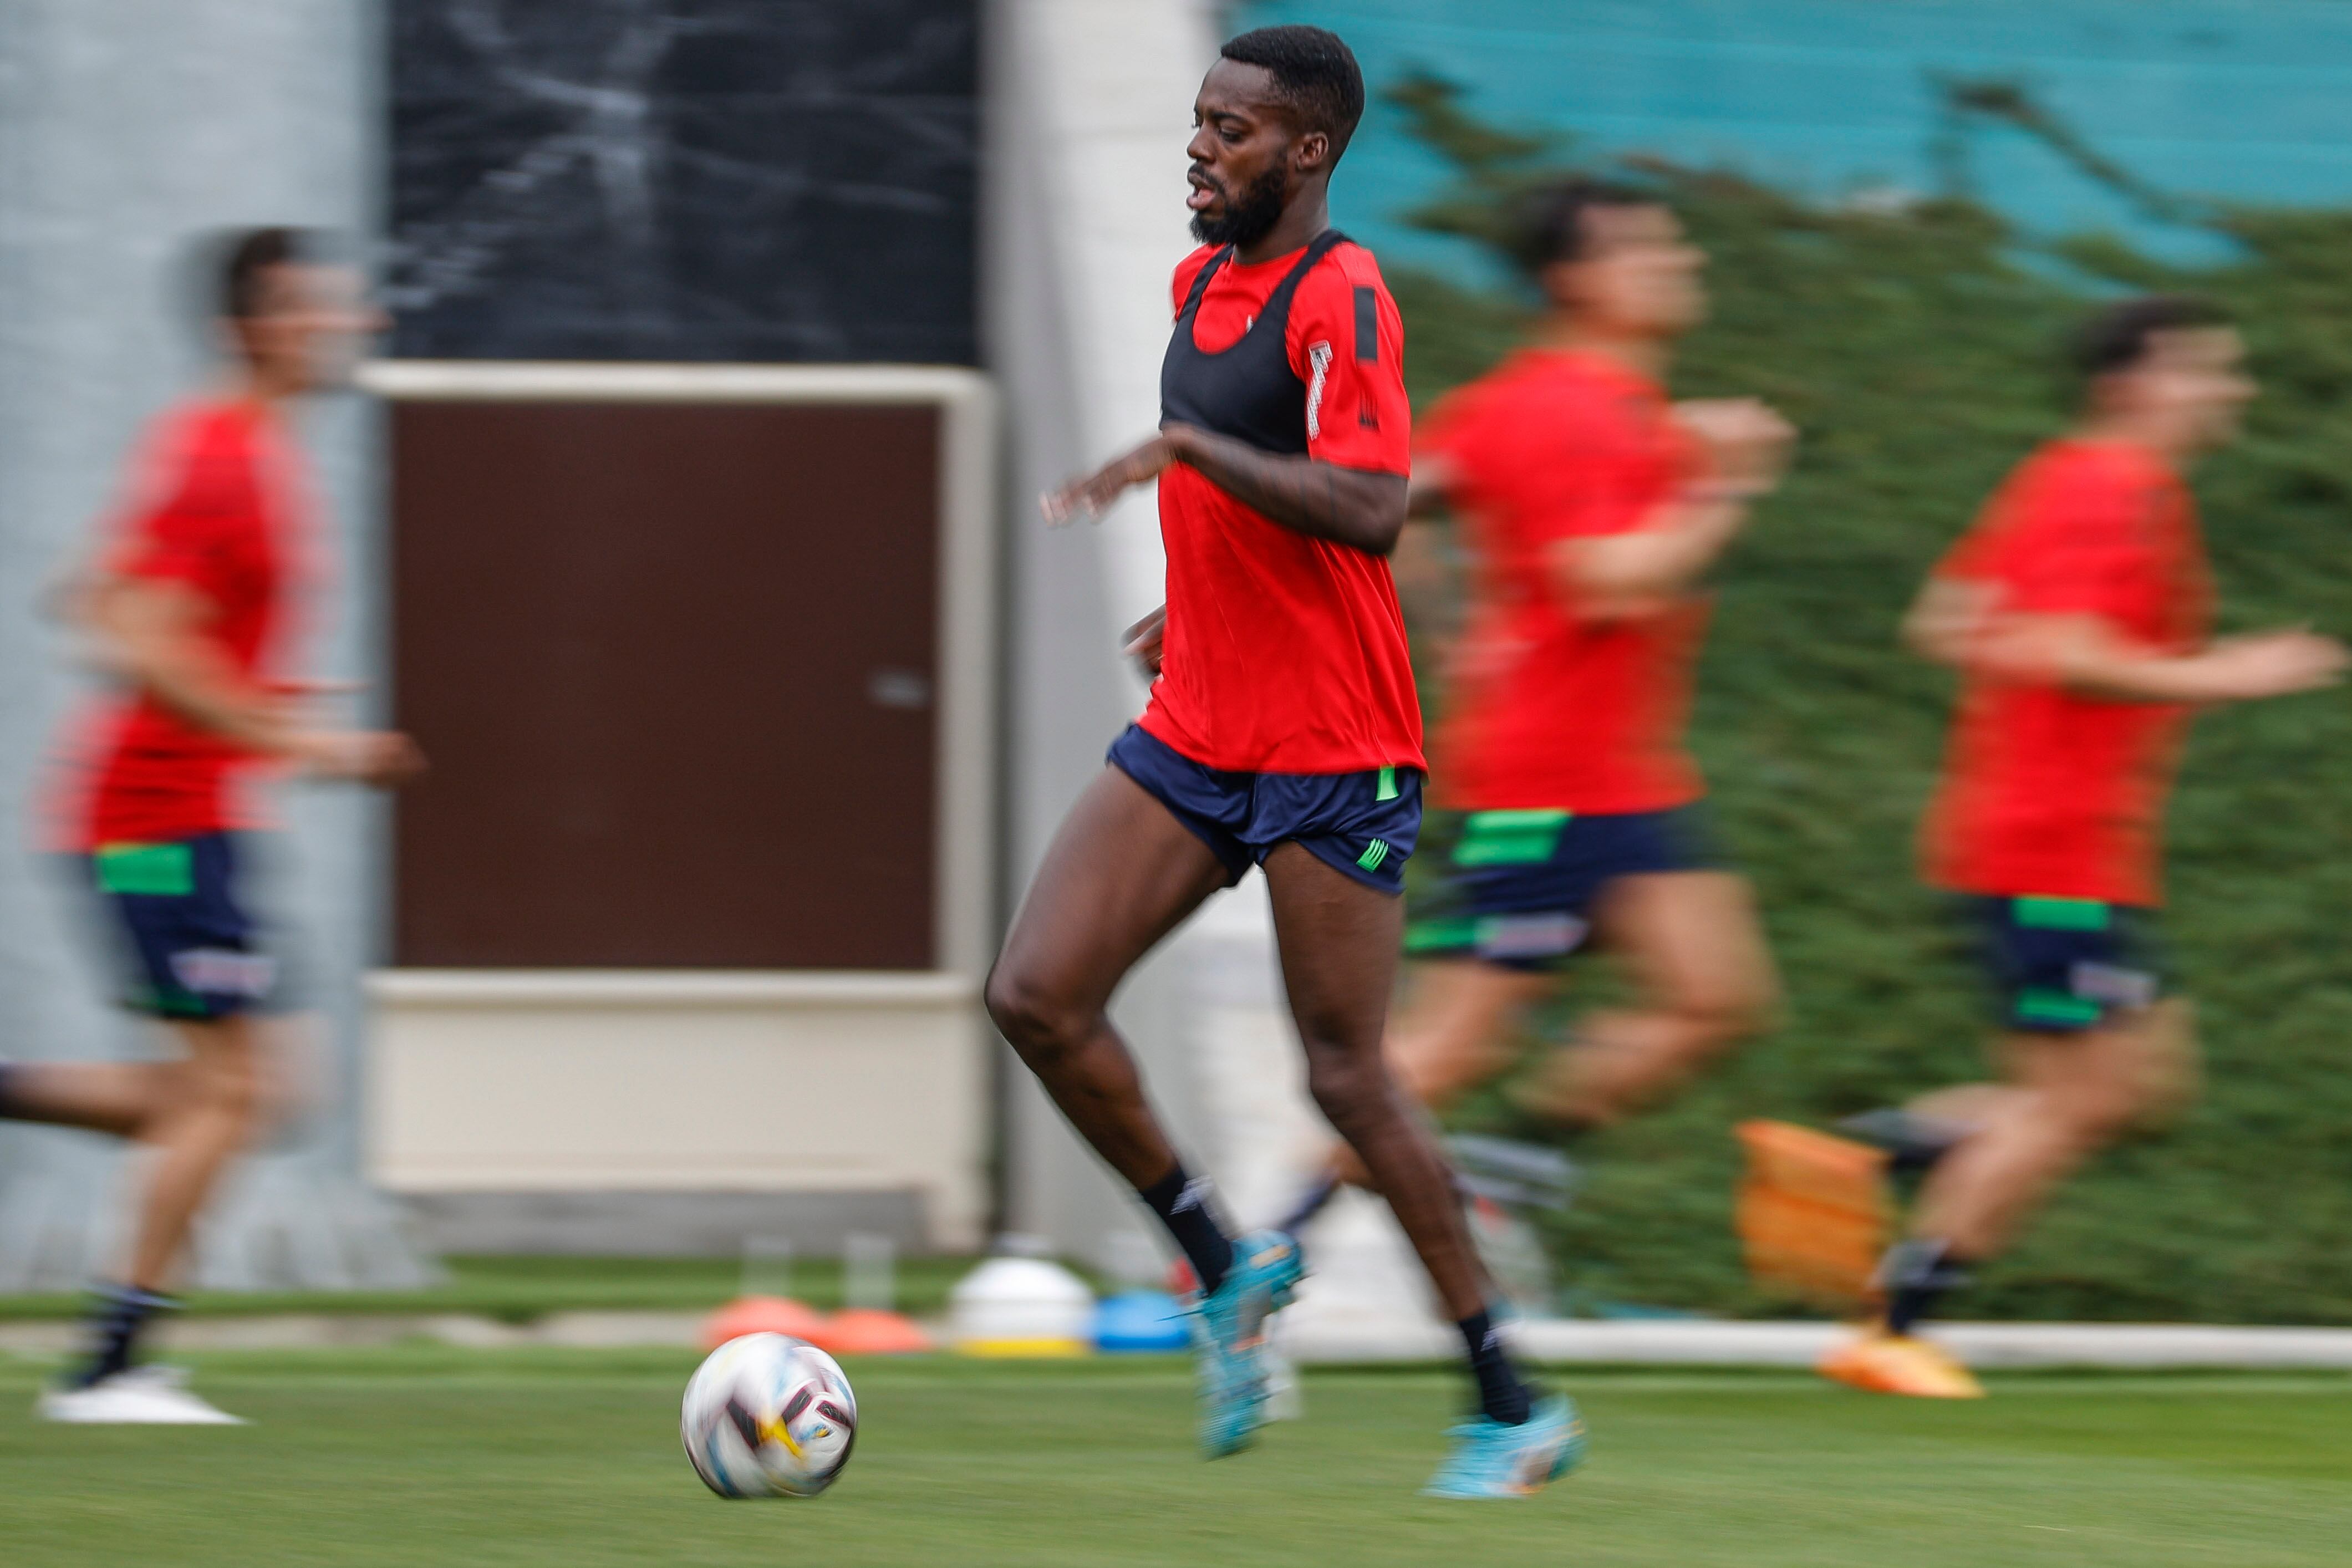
[1305,340,1333,440]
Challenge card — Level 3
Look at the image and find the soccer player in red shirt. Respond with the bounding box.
[989,27,1577,1494]
[1821,297,2344,1399]
[0,230,420,1423]
[1331,182,1791,1211]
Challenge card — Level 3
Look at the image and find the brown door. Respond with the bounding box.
[389,400,940,969]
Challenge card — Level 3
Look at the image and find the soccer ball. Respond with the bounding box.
[681,1333,858,1498]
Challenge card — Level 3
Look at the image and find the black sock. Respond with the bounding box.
[1138,1162,1234,1297]
[1274,1170,1341,1239]
[1880,1238,1972,1337]
[74,1282,175,1387]
[1458,1307,1534,1426]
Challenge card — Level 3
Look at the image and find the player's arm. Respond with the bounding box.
[1040,427,1407,556]
[1404,454,1454,520]
[84,573,421,783]
[1547,398,1793,620]
[1391,519,1464,666]
[1914,591,2345,703]
[1163,424,1409,555]
[1122,604,1167,680]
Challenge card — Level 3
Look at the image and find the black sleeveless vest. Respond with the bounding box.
[1160,230,1351,455]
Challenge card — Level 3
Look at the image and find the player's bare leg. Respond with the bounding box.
[1261,845,1583,1489]
[120,1015,272,1294]
[1513,870,1776,1127]
[0,1060,192,1139]
[1305,873,1768,1219]
[989,769,1321,1458]
[1822,1001,2196,1399]
[986,766,1233,1192]
[1909,1000,2196,1259]
[1262,844,1493,1323]
[1323,960,1546,1190]
[3,1014,279,1401]
[3,1015,281,1296]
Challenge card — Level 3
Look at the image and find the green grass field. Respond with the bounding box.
[5,1350,2349,1566]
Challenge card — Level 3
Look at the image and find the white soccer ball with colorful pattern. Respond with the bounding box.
[681,1333,858,1498]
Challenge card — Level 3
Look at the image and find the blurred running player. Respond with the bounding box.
[1821,296,2345,1398]
[0,228,420,1423]
[1275,177,1789,1226]
[988,27,1579,1495]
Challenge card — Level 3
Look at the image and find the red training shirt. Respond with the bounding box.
[1137,239,1424,775]
[1422,349,1709,814]
[1921,439,2214,907]
[53,398,318,851]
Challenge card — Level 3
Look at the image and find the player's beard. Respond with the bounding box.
[1190,162,1290,248]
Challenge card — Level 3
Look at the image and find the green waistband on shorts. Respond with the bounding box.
[1404,917,1479,952]
[94,841,196,898]
[2014,896,2111,931]
[2016,987,2104,1026]
[1453,809,1571,867]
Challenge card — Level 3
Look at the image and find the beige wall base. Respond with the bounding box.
[364,970,987,1251]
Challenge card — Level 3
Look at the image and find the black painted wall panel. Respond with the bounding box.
[389,1,978,363]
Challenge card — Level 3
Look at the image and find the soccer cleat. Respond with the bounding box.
[1188,1228,1304,1458]
[1422,1393,1585,1499]
[1817,1331,1984,1399]
[38,1365,246,1425]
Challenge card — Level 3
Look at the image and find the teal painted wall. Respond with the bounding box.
[1238,1,2352,275]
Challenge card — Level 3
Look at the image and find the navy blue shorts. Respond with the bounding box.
[1964,895,2163,1034]
[86,834,279,1020]
[1406,805,1719,971]
[1107,725,1422,894]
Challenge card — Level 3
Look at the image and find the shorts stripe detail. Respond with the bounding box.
[1375,766,1399,803]
[2014,897,2111,932]
[1357,839,1389,872]
[94,842,197,898]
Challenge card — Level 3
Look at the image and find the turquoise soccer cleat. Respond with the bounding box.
[1421,1393,1586,1499]
[1188,1229,1305,1459]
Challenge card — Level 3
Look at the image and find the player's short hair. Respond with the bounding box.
[210,226,318,322]
[1219,25,1366,164]
[1509,176,1661,279]
[2070,294,2232,381]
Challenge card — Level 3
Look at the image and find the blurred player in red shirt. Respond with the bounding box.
[1822,297,2344,1399]
[0,230,420,1423]
[989,27,1577,1494]
[1275,177,1789,1234]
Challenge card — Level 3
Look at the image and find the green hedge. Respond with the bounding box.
[1386,75,2352,1322]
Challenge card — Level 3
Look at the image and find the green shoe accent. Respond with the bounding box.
[94,842,196,898]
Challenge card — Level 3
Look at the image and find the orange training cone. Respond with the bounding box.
[812,1307,936,1356]
[701,1295,832,1351]
[1734,1119,1893,1309]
